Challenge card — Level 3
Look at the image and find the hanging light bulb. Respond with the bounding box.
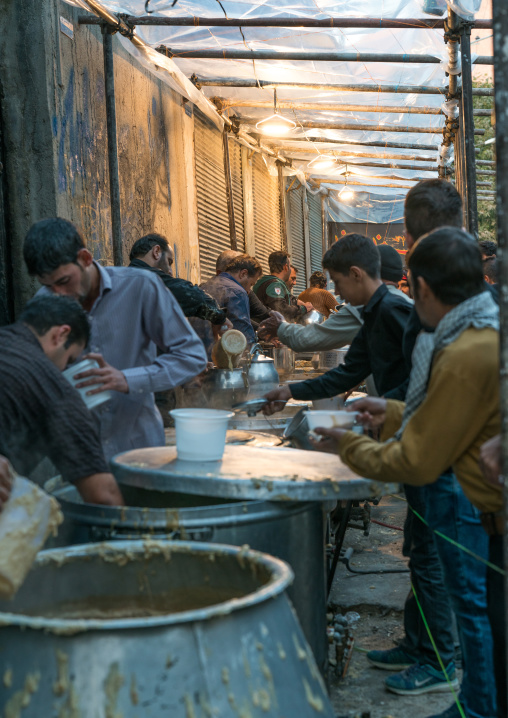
[338,168,354,200]
[307,154,337,172]
[256,90,297,137]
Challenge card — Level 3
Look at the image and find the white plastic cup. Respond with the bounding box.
[170,409,234,461]
[306,410,359,431]
[63,359,112,410]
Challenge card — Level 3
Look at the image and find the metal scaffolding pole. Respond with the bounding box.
[460,23,479,238]
[158,46,493,64]
[79,15,492,29]
[250,120,484,135]
[277,162,288,251]
[194,78,494,96]
[222,129,238,250]
[267,137,441,151]
[102,27,123,266]
[218,99,492,117]
[492,6,508,693]
[309,161,440,171]
[284,150,440,162]
[315,179,415,189]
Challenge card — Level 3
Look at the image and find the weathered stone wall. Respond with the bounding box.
[0,0,200,315]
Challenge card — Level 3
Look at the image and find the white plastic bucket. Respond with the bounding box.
[306,410,359,431]
[312,397,342,411]
[63,359,112,410]
[169,409,234,461]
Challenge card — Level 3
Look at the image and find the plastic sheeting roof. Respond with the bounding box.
[67,0,484,222]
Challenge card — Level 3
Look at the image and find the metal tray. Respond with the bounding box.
[112,445,397,503]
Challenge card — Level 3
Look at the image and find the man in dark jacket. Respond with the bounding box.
[129,234,229,334]
[254,251,312,322]
[264,234,412,407]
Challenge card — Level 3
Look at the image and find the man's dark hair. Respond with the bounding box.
[404,180,463,241]
[479,240,497,258]
[129,233,170,261]
[407,228,484,305]
[483,255,498,284]
[269,251,291,274]
[309,271,327,289]
[322,234,381,279]
[224,254,263,277]
[19,295,90,347]
[290,265,298,273]
[24,218,86,276]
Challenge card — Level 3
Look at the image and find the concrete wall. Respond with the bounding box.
[0,0,200,315]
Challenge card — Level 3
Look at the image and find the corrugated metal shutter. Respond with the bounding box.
[307,192,324,274]
[252,153,282,274]
[194,110,245,281]
[287,185,307,295]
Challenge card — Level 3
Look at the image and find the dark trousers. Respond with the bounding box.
[487,536,507,718]
[400,484,455,670]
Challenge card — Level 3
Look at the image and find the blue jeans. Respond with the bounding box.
[423,472,497,718]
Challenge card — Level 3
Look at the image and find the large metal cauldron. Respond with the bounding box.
[0,541,334,717]
[45,479,328,675]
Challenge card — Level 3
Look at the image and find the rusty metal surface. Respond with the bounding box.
[112,444,396,502]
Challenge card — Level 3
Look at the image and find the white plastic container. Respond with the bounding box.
[306,410,359,431]
[170,409,234,461]
[63,358,112,410]
[0,475,63,599]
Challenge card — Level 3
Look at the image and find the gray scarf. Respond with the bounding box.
[395,290,499,440]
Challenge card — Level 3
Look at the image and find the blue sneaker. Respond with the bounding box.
[426,703,466,718]
[367,646,418,671]
[385,661,459,696]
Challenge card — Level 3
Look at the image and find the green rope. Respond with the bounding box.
[388,494,506,576]
[411,581,466,718]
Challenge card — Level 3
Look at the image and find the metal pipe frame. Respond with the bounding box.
[158,46,493,64]
[310,161,440,171]
[267,137,441,151]
[102,27,123,266]
[222,129,238,250]
[194,78,494,96]
[313,173,435,182]
[277,162,288,251]
[248,119,485,135]
[317,179,415,189]
[79,15,492,29]
[218,99,492,117]
[283,150,440,162]
[459,17,479,237]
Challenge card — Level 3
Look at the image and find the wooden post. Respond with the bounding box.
[277,162,288,252]
[222,128,237,250]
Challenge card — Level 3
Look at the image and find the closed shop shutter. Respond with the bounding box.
[307,192,324,274]
[287,185,307,295]
[252,153,282,274]
[194,110,245,281]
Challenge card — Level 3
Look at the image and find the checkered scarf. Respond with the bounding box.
[394,290,499,440]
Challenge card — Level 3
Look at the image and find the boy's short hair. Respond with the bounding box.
[322,234,381,279]
[129,233,170,261]
[224,254,263,277]
[24,218,85,276]
[404,180,463,241]
[19,295,90,347]
[407,227,484,305]
[268,251,290,274]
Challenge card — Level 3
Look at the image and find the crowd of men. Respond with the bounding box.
[0,177,505,717]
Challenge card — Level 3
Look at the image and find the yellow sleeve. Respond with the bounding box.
[380,400,405,441]
[338,363,491,486]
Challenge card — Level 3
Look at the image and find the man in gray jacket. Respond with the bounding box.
[258,244,410,351]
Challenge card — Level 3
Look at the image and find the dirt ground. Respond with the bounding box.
[327,495,461,718]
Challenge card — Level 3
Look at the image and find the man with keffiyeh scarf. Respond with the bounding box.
[312,228,504,718]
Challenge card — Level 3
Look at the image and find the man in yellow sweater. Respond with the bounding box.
[312,228,504,717]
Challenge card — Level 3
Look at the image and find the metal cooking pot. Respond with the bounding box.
[200,367,249,409]
[313,346,350,371]
[0,540,334,717]
[273,345,295,379]
[45,479,328,675]
[245,344,280,398]
[301,309,325,326]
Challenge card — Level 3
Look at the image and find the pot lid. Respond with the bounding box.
[111,445,396,502]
